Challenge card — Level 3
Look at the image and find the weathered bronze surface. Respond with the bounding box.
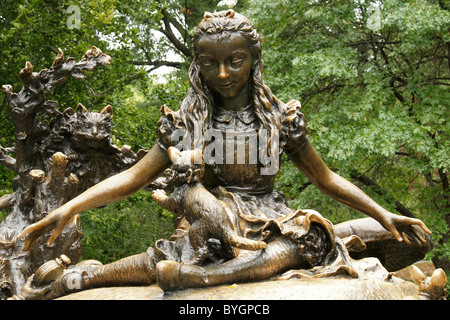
[152,147,267,266]
[57,260,446,300]
[6,10,447,300]
[0,47,144,299]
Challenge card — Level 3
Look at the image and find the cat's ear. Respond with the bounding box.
[100,105,113,119]
[76,103,89,116]
[63,107,75,116]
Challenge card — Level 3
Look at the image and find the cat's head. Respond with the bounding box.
[72,103,113,147]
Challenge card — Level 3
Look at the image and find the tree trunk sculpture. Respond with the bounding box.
[0,47,144,299]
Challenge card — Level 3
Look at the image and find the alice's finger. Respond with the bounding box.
[413,220,432,235]
[389,227,403,242]
[401,232,411,245]
[38,280,56,293]
[24,274,35,286]
[413,227,428,245]
[22,223,54,251]
[411,234,423,246]
[47,224,64,246]
[23,234,41,251]
[408,230,426,247]
[17,224,37,240]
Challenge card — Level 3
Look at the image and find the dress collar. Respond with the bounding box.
[212,104,256,124]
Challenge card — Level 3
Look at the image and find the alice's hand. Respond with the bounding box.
[380,212,431,245]
[17,208,73,251]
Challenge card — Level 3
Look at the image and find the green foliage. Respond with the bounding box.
[247,0,449,266]
[1,0,449,270]
[0,0,193,261]
[276,158,366,225]
[80,190,175,264]
[0,167,14,222]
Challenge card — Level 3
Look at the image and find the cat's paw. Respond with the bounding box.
[151,189,168,204]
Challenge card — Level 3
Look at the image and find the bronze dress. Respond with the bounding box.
[149,100,347,272]
[150,99,430,275]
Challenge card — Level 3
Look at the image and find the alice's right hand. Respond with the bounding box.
[17,208,71,251]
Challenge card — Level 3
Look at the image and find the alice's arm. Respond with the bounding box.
[289,140,431,243]
[18,144,170,250]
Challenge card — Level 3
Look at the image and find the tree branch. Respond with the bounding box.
[0,193,15,210]
[164,12,187,39]
[0,145,16,173]
[158,6,192,58]
[2,47,111,172]
[438,168,449,209]
[132,60,182,71]
[350,171,416,218]
[347,40,401,47]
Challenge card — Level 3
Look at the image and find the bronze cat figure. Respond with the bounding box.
[152,147,266,265]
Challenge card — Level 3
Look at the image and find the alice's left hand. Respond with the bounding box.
[380,213,431,245]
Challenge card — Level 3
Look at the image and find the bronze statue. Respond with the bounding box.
[403,265,448,300]
[14,10,435,299]
[151,146,267,266]
[0,46,149,299]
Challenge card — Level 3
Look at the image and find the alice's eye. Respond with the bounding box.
[231,58,243,65]
[202,60,215,67]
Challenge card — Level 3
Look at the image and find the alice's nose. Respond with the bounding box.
[218,63,229,80]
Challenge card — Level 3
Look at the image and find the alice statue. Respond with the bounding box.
[17,10,431,299]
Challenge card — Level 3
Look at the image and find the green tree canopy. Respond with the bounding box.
[1,0,448,270]
[0,0,248,153]
[247,0,449,268]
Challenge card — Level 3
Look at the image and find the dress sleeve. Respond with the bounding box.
[156,105,185,152]
[280,100,308,156]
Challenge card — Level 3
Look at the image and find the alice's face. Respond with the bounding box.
[196,33,252,101]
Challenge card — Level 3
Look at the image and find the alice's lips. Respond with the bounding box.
[219,82,233,89]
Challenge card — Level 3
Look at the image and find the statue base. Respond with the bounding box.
[58,274,418,300]
[57,256,437,301]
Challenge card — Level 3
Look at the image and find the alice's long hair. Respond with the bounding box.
[179,10,282,154]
